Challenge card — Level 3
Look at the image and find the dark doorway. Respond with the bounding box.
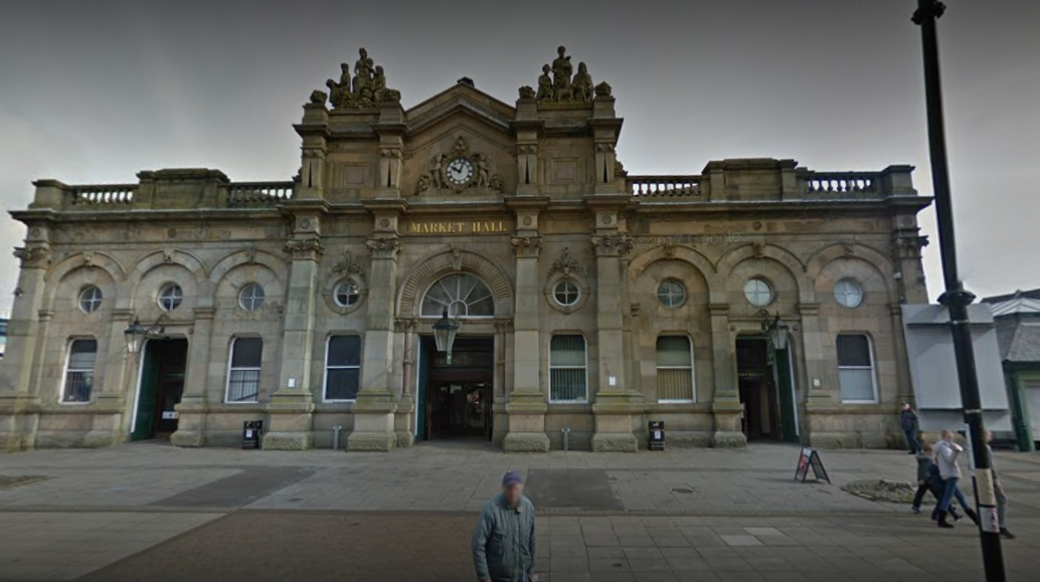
[737,338,782,441]
[132,338,189,441]
[420,336,494,441]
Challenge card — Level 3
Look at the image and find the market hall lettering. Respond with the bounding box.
[408,221,509,234]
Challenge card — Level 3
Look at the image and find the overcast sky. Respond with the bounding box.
[1,0,1038,311]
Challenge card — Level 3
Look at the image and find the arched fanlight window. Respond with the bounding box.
[420,274,495,318]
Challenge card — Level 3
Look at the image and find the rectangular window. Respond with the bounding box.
[62,339,97,403]
[226,337,262,403]
[550,335,587,402]
[657,336,694,402]
[325,335,361,401]
[837,334,877,403]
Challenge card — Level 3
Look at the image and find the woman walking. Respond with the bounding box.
[933,430,978,528]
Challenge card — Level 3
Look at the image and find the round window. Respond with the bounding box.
[834,279,864,308]
[78,285,103,313]
[157,284,184,311]
[743,278,774,307]
[334,280,361,308]
[656,280,686,309]
[238,283,265,312]
[553,280,580,307]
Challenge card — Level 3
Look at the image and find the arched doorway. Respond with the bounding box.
[418,273,495,441]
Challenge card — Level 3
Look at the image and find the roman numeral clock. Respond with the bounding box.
[417,135,502,194]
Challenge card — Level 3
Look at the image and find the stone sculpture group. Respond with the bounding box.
[311,48,401,109]
[523,46,611,104]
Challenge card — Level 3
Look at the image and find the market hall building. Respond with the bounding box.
[0,48,931,452]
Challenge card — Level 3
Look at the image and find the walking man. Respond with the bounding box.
[900,402,921,454]
[472,470,536,582]
[934,429,978,528]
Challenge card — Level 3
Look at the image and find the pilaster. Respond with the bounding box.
[170,307,215,448]
[264,219,323,450]
[83,309,135,448]
[0,243,50,451]
[708,303,746,448]
[347,212,403,452]
[504,202,549,452]
[589,214,639,452]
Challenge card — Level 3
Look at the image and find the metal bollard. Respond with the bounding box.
[332,425,344,450]
[561,427,572,451]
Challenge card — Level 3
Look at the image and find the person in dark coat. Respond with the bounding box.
[900,403,921,454]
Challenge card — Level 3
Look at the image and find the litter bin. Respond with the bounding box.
[242,420,263,449]
[648,420,665,451]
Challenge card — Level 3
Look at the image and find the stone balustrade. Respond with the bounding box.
[626,175,702,197]
[226,182,295,208]
[798,171,881,196]
[65,185,137,207]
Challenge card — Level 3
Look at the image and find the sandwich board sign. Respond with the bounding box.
[794,447,830,484]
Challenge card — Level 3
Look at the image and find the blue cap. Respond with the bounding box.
[502,469,523,487]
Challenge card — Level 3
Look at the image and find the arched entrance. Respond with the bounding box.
[417,273,496,441]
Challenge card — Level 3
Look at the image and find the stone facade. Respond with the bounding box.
[0,48,931,452]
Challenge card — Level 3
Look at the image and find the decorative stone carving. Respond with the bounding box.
[548,247,585,276]
[420,136,503,194]
[530,47,603,104]
[366,236,401,260]
[894,235,929,259]
[592,234,633,258]
[82,251,96,267]
[843,241,856,256]
[450,248,463,271]
[245,245,258,265]
[283,238,325,260]
[662,242,677,259]
[551,46,573,102]
[13,246,50,269]
[614,159,627,177]
[162,248,176,263]
[309,90,328,105]
[320,48,401,110]
[510,236,543,259]
[536,65,554,102]
[572,62,593,103]
[594,81,613,99]
[752,242,765,257]
[330,249,365,280]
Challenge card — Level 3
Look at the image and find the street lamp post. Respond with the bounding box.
[912,2,1005,580]
[432,309,459,365]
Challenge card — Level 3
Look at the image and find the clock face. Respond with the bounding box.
[446,157,474,186]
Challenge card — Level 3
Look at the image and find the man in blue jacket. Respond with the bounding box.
[472,470,536,582]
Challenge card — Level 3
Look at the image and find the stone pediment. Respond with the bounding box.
[405,130,512,197]
[405,80,517,135]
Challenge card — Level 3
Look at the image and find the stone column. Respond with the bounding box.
[170,307,215,448]
[590,231,640,452]
[708,303,746,447]
[83,308,135,448]
[504,230,548,452]
[0,244,51,451]
[799,302,842,448]
[263,236,323,450]
[346,231,401,452]
[393,317,417,448]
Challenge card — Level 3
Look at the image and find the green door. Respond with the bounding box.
[774,348,799,443]
[131,341,161,441]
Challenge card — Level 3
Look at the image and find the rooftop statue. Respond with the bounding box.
[530,46,602,104]
[316,48,401,110]
[572,62,593,103]
[551,45,573,102]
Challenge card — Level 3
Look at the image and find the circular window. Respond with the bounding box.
[238,283,265,311]
[334,280,361,308]
[656,280,686,309]
[743,278,774,307]
[79,285,103,313]
[553,280,580,307]
[157,284,184,311]
[834,279,864,308]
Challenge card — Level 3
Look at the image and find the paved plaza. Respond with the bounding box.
[1,442,1039,581]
